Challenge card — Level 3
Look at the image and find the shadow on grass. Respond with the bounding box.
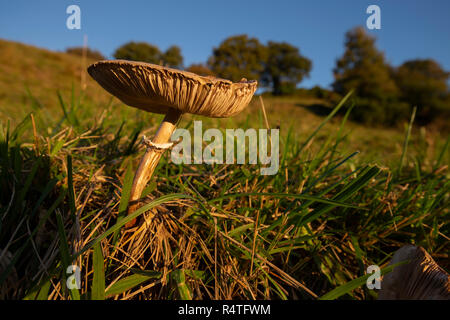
[0,140,58,299]
[296,103,334,117]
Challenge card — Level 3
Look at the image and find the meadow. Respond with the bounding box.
[0,39,448,300]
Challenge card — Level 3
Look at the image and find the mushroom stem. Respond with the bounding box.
[126,109,182,227]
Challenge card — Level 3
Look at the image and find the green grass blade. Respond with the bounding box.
[208,192,364,210]
[57,91,71,125]
[319,261,409,300]
[117,165,134,221]
[434,135,449,170]
[67,155,76,220]
[398,106,416,175]
[50,139,65,156]
[9,113,32,145]
[56,212,80,300]
[295,165,381,227]
[22,277,51,300]
[111,165,134,246]
[91,242,105,300]
[15,158,41,211]
[172,269,192,300]
[35,278,52,300]
[105,272,161,297]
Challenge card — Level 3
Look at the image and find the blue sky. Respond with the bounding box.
[1,0,449,89]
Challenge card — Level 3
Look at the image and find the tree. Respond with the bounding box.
[333,27,405,125]
[394,59,450,124]
[261,41,311,95]
[66,47,105,60]
[162,45,183,68]
[186,63,215,77]
[208,35,267,82]
[113,41,162,64]
[113,41,185,68]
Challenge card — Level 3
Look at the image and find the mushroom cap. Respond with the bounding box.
[378,245,450,300]
[88,60,258,118]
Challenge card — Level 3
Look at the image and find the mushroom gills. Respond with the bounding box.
[378,245,450,300]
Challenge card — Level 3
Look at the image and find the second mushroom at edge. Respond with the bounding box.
[88,60,258,227]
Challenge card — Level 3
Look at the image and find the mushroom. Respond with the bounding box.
[88,60,257,227]
[378,245,450,300]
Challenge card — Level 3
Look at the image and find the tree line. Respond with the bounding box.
[333,27,449,126]
[67,26,450,126]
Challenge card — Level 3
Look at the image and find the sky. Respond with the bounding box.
[1,0,449,89]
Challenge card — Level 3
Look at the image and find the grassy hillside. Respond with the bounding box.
[0,39,111,123]
[0,39,448,300]
[1,39,448,167]
[1,39,447,168]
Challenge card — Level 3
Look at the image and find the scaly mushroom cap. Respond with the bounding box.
[378,245,450,300]
[88,60,258,118]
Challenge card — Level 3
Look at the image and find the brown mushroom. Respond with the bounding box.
[88,60,257,227]
[378,245,450,300]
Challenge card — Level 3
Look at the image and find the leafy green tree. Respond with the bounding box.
[333,27,405,125]
[113,42,185,69]
[394,59,450,124]
[261,41,311,95]
[207,35,267,82]
[162,45,183,68]
[113,41,162,64]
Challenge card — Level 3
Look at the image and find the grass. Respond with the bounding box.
[0,87,448,300]
[0,39,111,124]
[0,39,448,300]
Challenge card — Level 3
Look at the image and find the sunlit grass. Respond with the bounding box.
[0,88,448,300]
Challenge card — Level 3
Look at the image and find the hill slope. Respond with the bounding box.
[0,39,447,167]
[0,39,111,123]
